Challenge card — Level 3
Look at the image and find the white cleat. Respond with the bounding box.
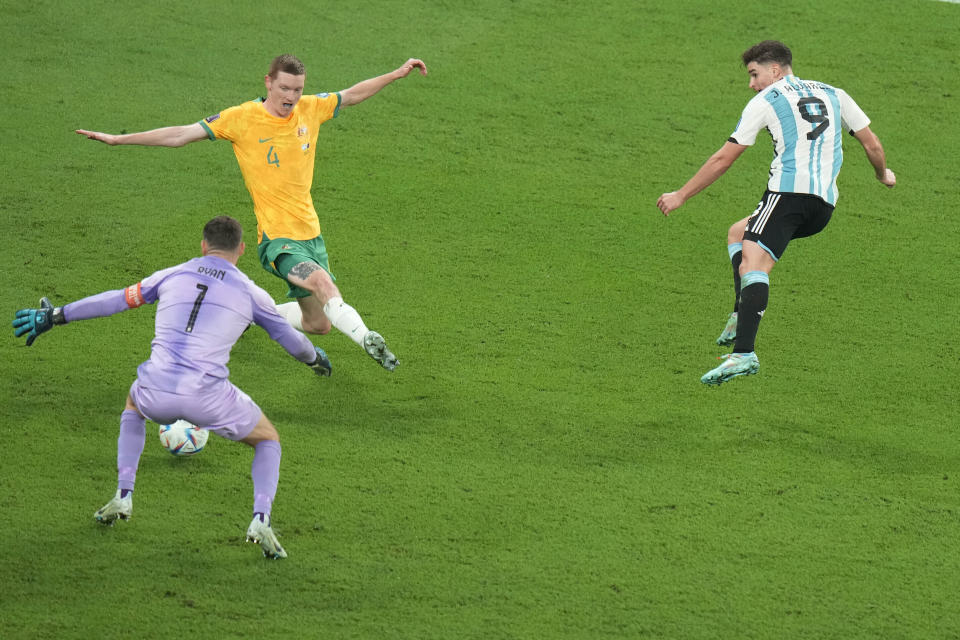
[246,514,287,559]
[363,330,398,372]
[716,312,738,346]
[701,352,760,386]
[94,490,132,525]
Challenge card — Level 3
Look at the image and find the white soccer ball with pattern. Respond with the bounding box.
[158,420,209,456]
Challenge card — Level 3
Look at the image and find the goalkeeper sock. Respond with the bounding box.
[251,440,282,518]
[275,302,304,331]
[323,296,369,346]
[117,410,146,492]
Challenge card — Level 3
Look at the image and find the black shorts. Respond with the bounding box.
[743,190,834,262]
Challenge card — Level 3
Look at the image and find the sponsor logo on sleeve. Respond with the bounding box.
[204,113,221,123]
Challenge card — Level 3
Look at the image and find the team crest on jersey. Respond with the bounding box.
[204,113,221,123]
[297,126,308,137]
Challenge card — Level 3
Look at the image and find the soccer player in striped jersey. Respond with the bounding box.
[76,55,428,373]
[656,40,896,385]
[13,216,334,558]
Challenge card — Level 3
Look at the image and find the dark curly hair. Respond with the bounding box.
[742,41,792,68]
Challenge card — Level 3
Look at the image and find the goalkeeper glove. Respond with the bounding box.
[307,346,332,377]
[13,297,64,346]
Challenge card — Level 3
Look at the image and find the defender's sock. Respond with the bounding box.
[732,271,769,354]
[275,302,304,331]
[728,243,743,313]
[251,440,282,518]
[323,296,369,346]
[117,410,146,492]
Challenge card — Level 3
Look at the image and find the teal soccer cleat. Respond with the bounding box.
[716,312,738,346]
[307,346,333,377]
[701,352,759,386]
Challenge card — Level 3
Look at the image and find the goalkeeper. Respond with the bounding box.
[12,216,330,559]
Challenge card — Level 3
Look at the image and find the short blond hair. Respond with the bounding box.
[268,54,305,78]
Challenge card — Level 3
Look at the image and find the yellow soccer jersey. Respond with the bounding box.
[199,93,341,242]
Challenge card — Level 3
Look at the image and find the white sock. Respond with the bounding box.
[323,296,368,346]
[275,302,304,331]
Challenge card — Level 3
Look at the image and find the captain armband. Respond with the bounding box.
[124,283,146,308]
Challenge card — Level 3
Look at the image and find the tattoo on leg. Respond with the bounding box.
[289,261,322,281]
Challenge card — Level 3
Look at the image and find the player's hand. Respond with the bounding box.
[396,58,428,78]
[13,297,56,346]
[878,168,896,188]
[657,191,686,216]
[307,346,332,377]
[75,129,118,145]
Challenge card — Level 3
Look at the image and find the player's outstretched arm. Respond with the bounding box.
[339,58,428,107]
[852,126,895,188]
[657,141,748,216]
[75,122,208,148]
[14,288,151,346]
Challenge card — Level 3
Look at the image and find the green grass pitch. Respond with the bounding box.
[2,1,959,638]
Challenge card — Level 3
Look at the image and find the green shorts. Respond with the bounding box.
[257,233,335,299]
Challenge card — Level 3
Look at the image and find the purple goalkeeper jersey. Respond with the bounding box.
[62,255,316,393]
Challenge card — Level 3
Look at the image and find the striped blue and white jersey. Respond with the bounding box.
[729,75,870,206]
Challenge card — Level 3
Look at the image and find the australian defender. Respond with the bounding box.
[13,216,332,559]
[76,55,429,373]
[656,40,896,385]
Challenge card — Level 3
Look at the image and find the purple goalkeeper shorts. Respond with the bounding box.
[129,378,263,441]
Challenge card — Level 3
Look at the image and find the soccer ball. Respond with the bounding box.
[158,420,209,456]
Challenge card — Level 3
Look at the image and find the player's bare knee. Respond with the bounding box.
[302,322,332,336]
[262,423,279,442]
[300,314,332,335]
[242,415,279,446]
[740,252,774,275]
